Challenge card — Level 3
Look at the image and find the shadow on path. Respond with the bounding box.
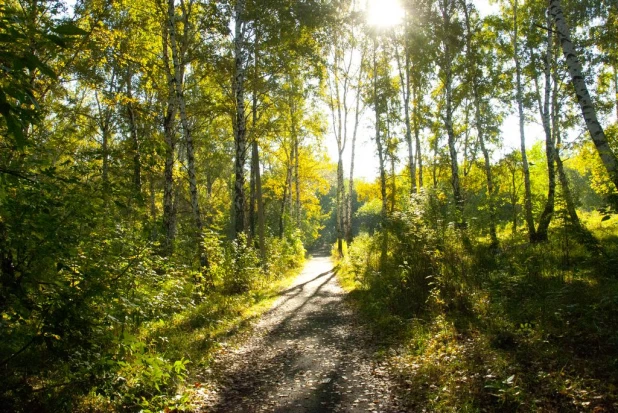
[201,256,403,413]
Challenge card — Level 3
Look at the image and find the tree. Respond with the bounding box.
[435,0,466,227]
[549,0,618,192]
[512,0,536,241]
[461,0,498,246]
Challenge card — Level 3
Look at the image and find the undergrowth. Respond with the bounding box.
[336,195,618,412]
[1,231,305,413]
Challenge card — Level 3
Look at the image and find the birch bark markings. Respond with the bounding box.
[161,10,178,255]
[167,0,209,269]
[549,0,618,192]
[233,0,248,237]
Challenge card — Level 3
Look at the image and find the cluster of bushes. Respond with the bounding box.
[0,184,306,413]
[337,190,618,411]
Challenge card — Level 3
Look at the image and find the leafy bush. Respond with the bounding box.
[104,334,191,412]
[341,192,439,318]
[265,231,306,276]
[222,234,262,294]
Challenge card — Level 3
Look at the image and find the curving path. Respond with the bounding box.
[196,253,405,412]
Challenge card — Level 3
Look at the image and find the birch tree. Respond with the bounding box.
[549,0,618,192]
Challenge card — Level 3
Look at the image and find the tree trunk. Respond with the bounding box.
[161,18,177,255]
[549,0,618,191]
[294,121,301,230]
[533,14,555,243]
[514,0,536,241]
[373,39,388,267]
[279,155,292,239]
[337,155,344,255]
[248,31,265,259]
[462,1,497,246]
[395,13,416,196]
[390,150,396,213]
[328,34,347,257]
[413,82,423,189]
[94,90,112,190]
[511,166,518,235]
[249,142,256,240]
[614,66,618,122]
[168,0,208,269]
[162,99,176,255]
[149,172,157,220]
[346,83,361,244]
[126,74,141,197]
[440,1,464,226]
[251,139,266,259]
[101,125,109,187]
[233,0,247,237]
[552,50,601,252]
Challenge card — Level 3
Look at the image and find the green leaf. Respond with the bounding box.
[44,34,67,48]
[601,215,611,222]
[24,54,57,79]
[4,112,27,148]
[52,23,88,36]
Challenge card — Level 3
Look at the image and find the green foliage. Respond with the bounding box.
[0,4,86,146]
[337,199,618,411]
[354,198,382,234]
[266,231,306,274]
[222,233,262,294]
[106,334,191,412]
[338,191,440,337]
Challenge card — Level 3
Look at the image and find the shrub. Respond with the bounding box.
[222,234,262,294]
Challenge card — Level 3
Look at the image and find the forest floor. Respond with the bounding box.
[195,252,406,412]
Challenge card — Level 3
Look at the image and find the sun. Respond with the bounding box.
[367,0,404,28]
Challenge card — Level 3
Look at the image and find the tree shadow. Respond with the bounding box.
[207,261,397,412]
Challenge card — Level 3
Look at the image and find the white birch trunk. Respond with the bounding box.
[549,0,618,191]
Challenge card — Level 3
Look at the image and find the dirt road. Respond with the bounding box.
[198,253,404,412]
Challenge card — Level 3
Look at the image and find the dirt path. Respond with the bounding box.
[196,253,404,412]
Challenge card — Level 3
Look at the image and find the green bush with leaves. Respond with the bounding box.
[103,334,191,413]
[222,234,262,294]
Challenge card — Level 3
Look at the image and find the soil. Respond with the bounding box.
[196,252,406,412]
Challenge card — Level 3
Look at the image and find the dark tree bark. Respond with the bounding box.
[161,18,177,255]
[233,0,247,237]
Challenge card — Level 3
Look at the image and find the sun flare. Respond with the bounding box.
[367,0,404,28]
